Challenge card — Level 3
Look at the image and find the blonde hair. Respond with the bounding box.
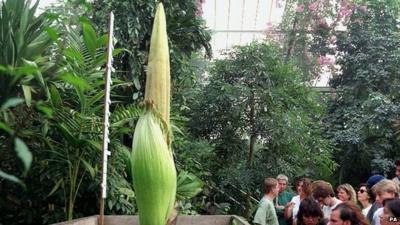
[276,174,289,183]
[337,183,357,204]
[372,179,399,197]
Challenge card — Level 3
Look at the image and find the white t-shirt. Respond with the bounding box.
[372,207,383,225]
[362,204,372,217]
[322,198,342,220]
[290,195,301,221]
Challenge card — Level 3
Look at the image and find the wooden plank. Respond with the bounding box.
[176,215,231,225]
[104,215,138,224]
[52,215,251,225]
[51,216,98,225]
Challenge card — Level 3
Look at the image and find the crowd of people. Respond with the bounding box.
[253,159,400,225]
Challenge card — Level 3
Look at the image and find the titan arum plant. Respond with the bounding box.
[130,3,176,225]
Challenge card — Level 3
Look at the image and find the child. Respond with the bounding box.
[254,177,280,225]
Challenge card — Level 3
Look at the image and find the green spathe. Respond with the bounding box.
[132,111,176,225]
[145,3,170,127]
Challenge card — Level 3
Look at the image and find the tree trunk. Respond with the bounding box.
[247,135,256,166]
[247,92,256,166]
[244,94,256,220]
[285,17,298,62]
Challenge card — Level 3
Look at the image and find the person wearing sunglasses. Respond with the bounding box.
[357,183,372,217]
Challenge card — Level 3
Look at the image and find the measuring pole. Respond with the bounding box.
[99,11,114,225]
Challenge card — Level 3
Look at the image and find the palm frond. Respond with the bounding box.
[110,104,142,128]
[53,107,103,138]
[0,0,51,66]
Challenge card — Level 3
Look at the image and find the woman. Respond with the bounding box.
[337,183,357,204]
[379,198,400,225]
[297,197,324,225]
[284,177,312,225]
[357,183,372,217]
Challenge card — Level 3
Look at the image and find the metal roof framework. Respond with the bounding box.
[202,0,330,87]
[204,0,284,56]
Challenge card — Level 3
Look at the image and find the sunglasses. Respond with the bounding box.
[358,189,367,193]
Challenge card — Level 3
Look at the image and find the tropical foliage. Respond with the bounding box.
[2,0,400,224]
[91,0,212,109]
[324,0,400,183]
[188,42,335,218]
[0,4,138,221]
[279,0,400,185]
[0,0,51,186]
[0,0,211,224]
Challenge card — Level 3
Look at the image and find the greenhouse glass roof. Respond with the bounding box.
[202,0,285,58]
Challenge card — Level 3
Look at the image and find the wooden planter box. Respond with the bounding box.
[51,215,250,225]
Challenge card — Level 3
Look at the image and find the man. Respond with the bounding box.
[254,177,280,225]
[371,179,399,225]
[329,202,369,225]
[393,159,400,187]
[275,174,294,225]
[312,180,342,220]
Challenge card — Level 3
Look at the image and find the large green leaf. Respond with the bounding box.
[176,171,203,201]
[1,98,24,110]
[59,73,92,90]
[0,121,14,134]
[36,101,54,118]
[49,84,62,107]
[121,145,134,183]
[45,27,59,43]
[82,22,97,58]
[81,159,96,179]
[64,48,84,64]
[21,85,32,107]
[47,178,64,197]
[14,137,32,173]
[0,169,24,186]
[97,34,107,47]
